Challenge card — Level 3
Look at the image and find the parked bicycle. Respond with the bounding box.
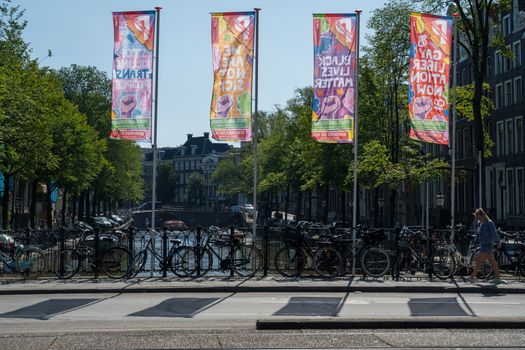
[480,229,525,278]
[54,228,131,279]
[0,232,47,279]
[126,228,195,278]
[313,226,391,278]
[391,226,455,280]
[273,224,326,277]
[192,227,262,278]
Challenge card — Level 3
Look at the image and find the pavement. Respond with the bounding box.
[1,275,524,295]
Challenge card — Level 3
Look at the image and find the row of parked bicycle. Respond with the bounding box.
[1,222,525,280]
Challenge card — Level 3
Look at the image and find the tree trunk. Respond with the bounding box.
[78,193,85,221]
[284,182,290,225]
[46,183,53,229]
[323,184,329,224]
[103,196,108,217]
[85,191,90,218]
[389,189,397,227]
[61,188,68,226]
[29,180,38,228]
[308,191,312,221]
[341,190,346,227]
[2,174,11,229]
[296,190,303,221]
[72,194,77,222]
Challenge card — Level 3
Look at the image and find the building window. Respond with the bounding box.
[503,14,511,36]
[515,76,523,104]
[513,41,522,68]
[505,45,513,71]
[517,168,524,215]
[507,169,515,215]
[516,116,524,153]
[505,80,513,107]
[497,121,505,156]
[495,52,502,75]
[507,119,514,155]
[463,128,468,158]
[495,83,503,109]
[457,129,463,158]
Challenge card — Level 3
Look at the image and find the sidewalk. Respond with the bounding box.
[1,275,524,295]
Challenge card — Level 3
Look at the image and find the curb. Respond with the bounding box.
[0,284,523,295]
[256,317,525,329]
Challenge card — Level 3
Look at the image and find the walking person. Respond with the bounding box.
[469,208,501,282]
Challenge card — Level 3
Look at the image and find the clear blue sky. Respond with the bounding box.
[14,0,387,147]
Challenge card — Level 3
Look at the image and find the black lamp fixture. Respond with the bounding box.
[435,193,445,208]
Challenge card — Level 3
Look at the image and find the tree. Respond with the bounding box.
[187,172,204,207]
[423,0,513,203]
[0,1,57,228]
[156,162,177,204]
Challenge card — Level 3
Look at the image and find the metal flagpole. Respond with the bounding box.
[352,10,361,276]
[451,14,458,234]
[151,7,161,277]
[253,8,260,239]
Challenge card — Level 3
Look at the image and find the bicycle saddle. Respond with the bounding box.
[170,239,181,245]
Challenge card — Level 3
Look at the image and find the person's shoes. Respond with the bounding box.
[491,278,504,284]
[464,276,477,283]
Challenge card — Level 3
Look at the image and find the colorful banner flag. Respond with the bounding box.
[312,14,357,143]
[111,11,155,141]
[409,13,453,145]
[210,12,255,142]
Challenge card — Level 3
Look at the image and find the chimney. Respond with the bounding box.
[187,133,193,141]
[203,132,210,139]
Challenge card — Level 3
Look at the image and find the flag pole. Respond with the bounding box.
[352,10,361,276]
[151,7,161,277]
[451,13,458,236]
[252,8,260,239]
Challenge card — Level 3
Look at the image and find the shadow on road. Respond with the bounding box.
[0,299,99,320]
[273,297,342,317]
[408,297,471,317]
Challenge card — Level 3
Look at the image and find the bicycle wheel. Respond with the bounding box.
[128,250,147,278]
[431,248,456,280]
[16,248,47,279]
[170,246,212,277]
[313,246,343,278]
[101,247,132,279]
[274,246,306,277]
[361,246,390,278]
[55,249,80,279]
[232,245,262,278]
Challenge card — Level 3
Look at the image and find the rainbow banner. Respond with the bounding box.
[210,12,255,142]
[111,11,155,141]
[409,13,453,145]
[312,14,357,143]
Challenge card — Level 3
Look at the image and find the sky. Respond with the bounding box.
[13,0,387,147]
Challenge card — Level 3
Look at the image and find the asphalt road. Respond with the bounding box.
[0,292,524,349]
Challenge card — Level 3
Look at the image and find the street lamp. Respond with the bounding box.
[435,193,445,208]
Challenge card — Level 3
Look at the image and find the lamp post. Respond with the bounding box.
[436,193,445,228]
[378,196,385,227]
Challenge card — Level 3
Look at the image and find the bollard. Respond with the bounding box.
[196,226,201,277]
[263,224,269,277]
[59,227,66,276]
[94,227,100,279]
[128,226,134,254]
[162,228,168,278]
[230,226,235,277]
[25,227,31,246]
[427,227,433,281]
